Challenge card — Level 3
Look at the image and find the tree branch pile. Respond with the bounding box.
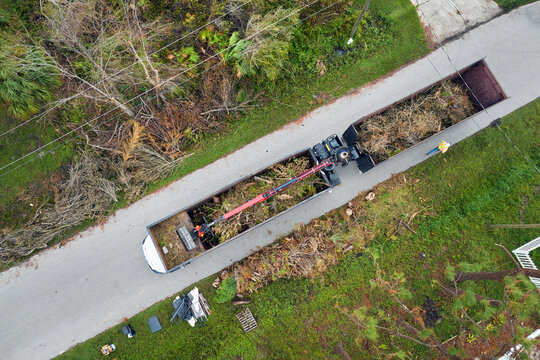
[200,156,325,242]
[116,144,190,201]
[357,81,475,163]
[233,223,341,294]
[0,153,118,264]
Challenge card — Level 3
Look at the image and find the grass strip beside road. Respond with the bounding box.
[56,99,539,359]
[0,107,75,227]
[494,0,539,11]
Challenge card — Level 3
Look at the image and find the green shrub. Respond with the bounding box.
[214,277,237,303]
[0,41,60,120]
[0,9,10,27]
[235,7,299,81]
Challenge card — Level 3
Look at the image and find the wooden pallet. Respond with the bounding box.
[199,293,211,317]
[236,308,258,333]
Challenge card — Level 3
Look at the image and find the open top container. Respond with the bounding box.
[342,59,506,163]
[142,148,332,273]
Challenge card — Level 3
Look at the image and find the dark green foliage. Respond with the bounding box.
[5,0,40,24]
[288,10,394,80]
[72,59,94,81]
[214,278,237,303]
[530,249,540,271]
[0,8,10,26]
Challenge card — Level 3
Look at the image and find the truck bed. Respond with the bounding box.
[148,211,204,270]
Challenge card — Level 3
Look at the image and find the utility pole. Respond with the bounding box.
[347,0,373,45]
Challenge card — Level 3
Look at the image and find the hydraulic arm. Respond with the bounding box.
[178,134,373,244]
[191,157,335,239]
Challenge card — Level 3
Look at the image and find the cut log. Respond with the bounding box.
[233,299,251,305]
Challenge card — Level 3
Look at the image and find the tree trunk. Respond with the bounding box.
[110,97,134,118]
[333,342,352,360]
[232,299,251,305]
[456,268,540,282]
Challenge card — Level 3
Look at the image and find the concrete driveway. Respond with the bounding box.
[1,3,539,359]
[411,0,502,42]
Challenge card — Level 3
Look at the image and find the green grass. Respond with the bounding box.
[493,0,538,11]
[531,248,540,270]
[0,107,74,228]
[57,99,539,359]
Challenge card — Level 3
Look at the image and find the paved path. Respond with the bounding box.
[411,0,502,42]
[1,4,539,359]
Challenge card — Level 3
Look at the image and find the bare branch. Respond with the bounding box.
[495,243,521,269]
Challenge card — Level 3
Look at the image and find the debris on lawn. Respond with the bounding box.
[230,174,423,295]
[198,156,326,243]
[357,81,475,162]
[233,222,342,294]
[236,307,258,333]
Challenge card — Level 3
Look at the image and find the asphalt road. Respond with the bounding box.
[1,4,539,359]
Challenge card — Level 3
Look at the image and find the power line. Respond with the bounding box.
[416,4,539,174]
[0,0,321,174]
[0,0,343,178]
[0,0,255,138]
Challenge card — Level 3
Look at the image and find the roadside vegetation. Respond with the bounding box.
[0,0,428,269]
[56,99,540,359]
[494,0,539,11]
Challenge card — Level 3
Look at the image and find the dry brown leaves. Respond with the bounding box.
[358,81,475,162]
[233,224,341,294]
[145,102,200,159]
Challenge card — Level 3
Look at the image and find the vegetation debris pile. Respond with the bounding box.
[200,156,325,243]
[357,81,475,162]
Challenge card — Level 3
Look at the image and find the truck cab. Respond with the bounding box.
[142,235,167,273]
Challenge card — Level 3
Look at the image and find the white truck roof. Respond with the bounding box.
[142,235,167,273]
